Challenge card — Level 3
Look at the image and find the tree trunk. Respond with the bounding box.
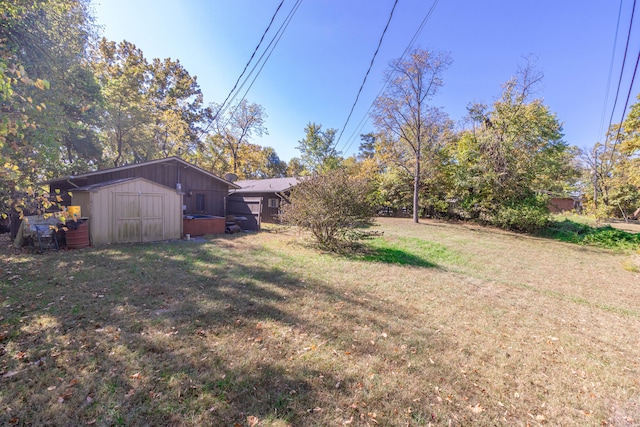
[413,156,420,223]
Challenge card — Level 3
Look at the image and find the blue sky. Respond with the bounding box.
[91,0,639,162]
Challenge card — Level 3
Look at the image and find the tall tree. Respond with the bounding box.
[372,48,452,223]
[358,133,377,160]
[285,157,307,177]
[148,57,206,158]
[0,0,99,227]
[296,122,341,173]
[455,63,576,230]
[92,39,207,167]
[580,94,640,218]
[207,99,267,175]
[92,39,150,167]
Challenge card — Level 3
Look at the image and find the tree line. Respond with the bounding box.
[2,0,639,232]
[0,0,289,219]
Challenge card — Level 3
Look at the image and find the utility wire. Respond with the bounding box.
[334,0,399,150]
[610,50,640,148]
[339,0,440,155]
[605,0,636,140]
[199,0,286,138]
[598,0,624,141]
[605,0,638,172]
[219,0,303,131]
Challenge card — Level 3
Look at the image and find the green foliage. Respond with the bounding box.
[622,93,640,155]
[372,48,453,223]
[280,169,377,251]
[0,0,98,218]
[92,39,208,167]
[540,219,640,251]
[204,99,268,176]
[285,157,307,177]
[451,62,577,231]
[296,122,341,173]
[489,195,550,233]
[609,184,640,219]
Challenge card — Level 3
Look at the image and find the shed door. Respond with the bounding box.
[114,192,165,243]
[115,193,141,243]
[140,194,164,242]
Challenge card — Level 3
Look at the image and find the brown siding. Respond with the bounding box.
[548,197,577,213]
[50,159,230,217]
[229,192,285,223]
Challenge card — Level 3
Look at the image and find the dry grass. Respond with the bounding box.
[1,217,639,426]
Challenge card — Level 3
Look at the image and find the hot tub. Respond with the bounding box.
[183,215,225,236]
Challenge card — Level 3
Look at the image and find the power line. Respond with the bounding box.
[218,0,304,131]
[598,0,624,141]
[334,0,399,150]
[199,0,286,138]
[605,0,637,140]
[339,0,440,155]
[610,50,640,148]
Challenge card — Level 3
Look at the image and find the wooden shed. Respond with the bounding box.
[46,157,239,218]
[71,178,182,245]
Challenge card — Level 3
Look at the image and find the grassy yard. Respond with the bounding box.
[1,217,639,426]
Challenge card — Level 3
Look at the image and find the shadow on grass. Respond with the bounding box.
[337,235,459,268]
[538,219,640,251]
[356,245,437,268]
[0,235,440,426]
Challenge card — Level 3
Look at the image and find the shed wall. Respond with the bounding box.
[83,163,228,216]
[73,179,181,245]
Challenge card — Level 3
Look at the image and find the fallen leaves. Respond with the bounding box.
[469,403,485,414]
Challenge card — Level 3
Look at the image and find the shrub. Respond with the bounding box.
[280,169,377,251]
[490,195,550,233]
[540,219,640,251]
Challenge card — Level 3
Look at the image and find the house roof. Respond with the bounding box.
[44,156,240,189]
[71,177,175,192]
[232,177,302,194]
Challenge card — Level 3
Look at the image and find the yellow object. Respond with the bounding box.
[68,206,81,218]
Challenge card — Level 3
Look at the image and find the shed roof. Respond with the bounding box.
[72,177,175,192]
[232,177,302,194]
[43,156,240,189]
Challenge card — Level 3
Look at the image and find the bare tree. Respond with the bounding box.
[372,48,452,223]
[209,100,267,175]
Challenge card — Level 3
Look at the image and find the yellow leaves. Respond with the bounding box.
[33,78,50,91]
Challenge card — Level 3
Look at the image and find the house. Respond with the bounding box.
[228,177,302,228]
[547,196,583,214]
[45,157,239,243]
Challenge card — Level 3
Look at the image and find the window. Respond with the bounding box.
[268,198,280,208]
[195,194,205,211]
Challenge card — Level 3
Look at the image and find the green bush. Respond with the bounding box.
[490,196,550,233]
[280,169,378,251]
[539,219,640,251]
